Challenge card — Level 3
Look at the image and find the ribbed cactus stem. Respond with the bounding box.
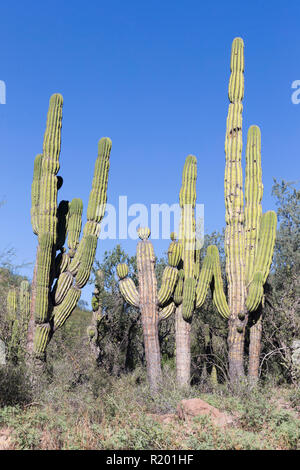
[212,38,277,383]
[38,93,62,243]
[210,246,230,319]
[31,154,43,235]
[224,38,247,380]
[117,264,140,307]
[67,198,83,255]
[7,290,17,320]
[159,301,176,321]
[179,155,197,321]
[244,126,263,283]
[195,248,213,308]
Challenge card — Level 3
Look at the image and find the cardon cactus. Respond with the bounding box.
[28,94,111,360]
[6,281,31,363]
[172,156,217,387]
[210,38,277,382]
[117,228,181,392]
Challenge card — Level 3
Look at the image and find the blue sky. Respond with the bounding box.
[1,1,299,304]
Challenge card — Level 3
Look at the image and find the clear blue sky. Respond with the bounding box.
[1,1,299,304]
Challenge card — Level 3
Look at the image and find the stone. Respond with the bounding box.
[177,398,234,427]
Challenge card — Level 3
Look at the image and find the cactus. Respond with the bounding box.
[173,157,216,387]
[210,38,277,382]
[87,269,105,361]
[6,281,31,363]
[117,228,181,392]
[29,93,111,360]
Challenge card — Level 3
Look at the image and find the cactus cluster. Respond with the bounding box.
[30,93,111,359]
[209,38,277,381]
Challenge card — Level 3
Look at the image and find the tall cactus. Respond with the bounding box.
[28,93,111,361]
[173,156,214,387]
[117,228,181,392]
[210,38,277,382]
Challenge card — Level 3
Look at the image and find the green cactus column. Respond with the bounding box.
[210,38,277,383]
[29,93,111,361]
[175,155,197,387]
[224,37,246,381]
[172,156,216,387]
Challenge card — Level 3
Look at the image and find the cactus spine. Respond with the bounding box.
[29,94,111,360]
[210,38,277,382]
[117,228,181,392]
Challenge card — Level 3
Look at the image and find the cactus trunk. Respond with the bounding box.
[175,305,191,387]
[224,37,247,382]
[248,315,262,382]
[137,234,162,392]
[209,38,277,384]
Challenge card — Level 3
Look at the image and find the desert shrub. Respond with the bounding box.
[0,365,32,407]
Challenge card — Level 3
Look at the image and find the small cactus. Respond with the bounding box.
[6,281,31,363]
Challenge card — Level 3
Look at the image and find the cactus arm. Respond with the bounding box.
[179,155,197,320]
[83,138,111,238]
[174,269,184,305]
[67,198,83,256]
[38,94,63,243]
[245,271,264,312]
[35,233,54,324]
[157,266,178,306]
[30,154,43,235]
[244,126,263,283]
[210,245,230,319]
[52,286,81,330]
[252,210,277,284]
[159,301,176,321]
[157,237,181,306]
[117,263,140,307]
[75,234,98,288]
[225,38,245,317]
[195,248,213,308]
[246,211,277,311]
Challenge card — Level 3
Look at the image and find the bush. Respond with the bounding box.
[0,365,32,407]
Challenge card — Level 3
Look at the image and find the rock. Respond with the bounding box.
[0,428,12,450]
[177,398,234,427]
[148,413,176,424]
